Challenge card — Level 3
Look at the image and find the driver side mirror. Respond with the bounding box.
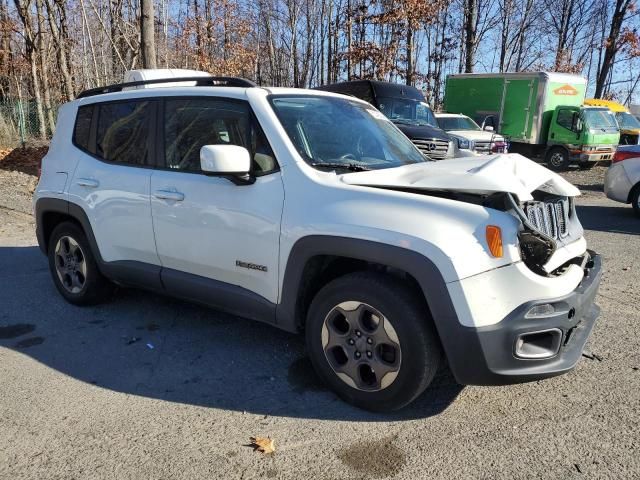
[483,125,494,132]
[200,144,254,184]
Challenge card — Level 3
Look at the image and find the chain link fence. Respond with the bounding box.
[0,99,58,147]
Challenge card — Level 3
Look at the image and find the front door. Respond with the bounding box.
[150,97,284,305]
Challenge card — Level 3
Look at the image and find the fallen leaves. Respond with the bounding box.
[249,436,275,454]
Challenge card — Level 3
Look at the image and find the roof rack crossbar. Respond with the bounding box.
[76,76,257,99]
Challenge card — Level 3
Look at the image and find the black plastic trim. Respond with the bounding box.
[77,76,257,99]
[437,252,603,385]
[161,268,276,325]
[276,236,458,337]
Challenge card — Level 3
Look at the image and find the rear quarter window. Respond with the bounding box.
[73,105,94,152]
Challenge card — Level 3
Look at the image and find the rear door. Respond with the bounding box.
[501,78,536,141]
[149,97,284,304]
[68,99,160,276]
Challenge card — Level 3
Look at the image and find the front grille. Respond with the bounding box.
[524,199,569,240]
[474,141,492,154]
[411,138,450,160]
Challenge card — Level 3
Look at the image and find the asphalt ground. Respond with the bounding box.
[0,165,638,479]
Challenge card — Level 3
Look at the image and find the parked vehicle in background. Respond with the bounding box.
[315,80,457,160]
[34,69,602,412]
[585,98,640,145]
[444,72,620,170]
[604,145,640,217]
[435,113,508,155]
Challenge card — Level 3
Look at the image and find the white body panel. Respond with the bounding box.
[150,170,284,302]
[67,155,160,265]
[35,84,589,331]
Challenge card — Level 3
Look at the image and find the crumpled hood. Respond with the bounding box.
[341,153,580,201]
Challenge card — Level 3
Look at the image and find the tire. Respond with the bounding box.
[631,185,640,218]
[305,272,441,411]
[47,221,114,305]
[546,147,570,171]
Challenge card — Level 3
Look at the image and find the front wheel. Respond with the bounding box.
[546,147,570,171]
[305,272,441,411]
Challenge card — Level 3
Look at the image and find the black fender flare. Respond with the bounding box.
[275,235,459,333]
[34,198,103,262]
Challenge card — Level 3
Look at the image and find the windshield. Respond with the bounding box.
[270,96,427,171]
[376,97,436,126]
[582,109,619,130]
[437,116,481,131]
[616,111,640,129]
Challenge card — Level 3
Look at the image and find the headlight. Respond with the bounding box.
[457,137,470,149]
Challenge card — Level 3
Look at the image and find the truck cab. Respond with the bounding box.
[316,80,456,160]
[585,98,640,145]
[546,105,619,169]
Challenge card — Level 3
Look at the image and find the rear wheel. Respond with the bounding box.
[48,222,114,305]
[546,147,570,171]
[305,272,441,411]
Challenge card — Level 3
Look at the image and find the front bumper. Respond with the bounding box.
[573,151,614,162]
[443,252,602,386]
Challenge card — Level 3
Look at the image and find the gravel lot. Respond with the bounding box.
[0,160,639,479]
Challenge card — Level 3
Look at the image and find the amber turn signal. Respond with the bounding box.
[486,225,503,258]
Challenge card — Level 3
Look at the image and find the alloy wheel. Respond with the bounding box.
[54,236,87,294]
[321,301,402,391]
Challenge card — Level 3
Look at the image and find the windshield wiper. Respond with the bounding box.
[309,162,372,172]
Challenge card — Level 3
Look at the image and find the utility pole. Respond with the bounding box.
[140,0,157,69]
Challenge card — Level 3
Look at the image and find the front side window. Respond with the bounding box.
[96,101,151,165]
[377,97,436,126]
[438,116,481,131]
[556,109,575,130]
[163,98,277,174]
[270,95,426,171]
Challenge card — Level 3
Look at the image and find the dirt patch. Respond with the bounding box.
[0,146,48,177]
[338,435,406,478]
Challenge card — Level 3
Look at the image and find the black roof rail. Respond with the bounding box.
[76,76,257,99]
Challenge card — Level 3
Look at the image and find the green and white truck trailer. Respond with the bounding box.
[444,72,620,170]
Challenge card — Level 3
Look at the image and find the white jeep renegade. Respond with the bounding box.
[34,71,602,411]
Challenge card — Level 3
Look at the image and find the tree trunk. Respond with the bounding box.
[140,0,157,69]
[595,0,630,98]
[35,0,55,133]
[464,0,477,72]
[44,0,74,100]
[13,0,47,139]
[406,25,413,85]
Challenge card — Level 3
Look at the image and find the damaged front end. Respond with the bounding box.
[505,192,585,275]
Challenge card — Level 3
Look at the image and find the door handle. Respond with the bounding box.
[153,190,185,201]
[76,178,99,188]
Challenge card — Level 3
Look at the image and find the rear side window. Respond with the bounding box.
[96,101,151,165]
[73,105,94,152]
[164,98,277,174]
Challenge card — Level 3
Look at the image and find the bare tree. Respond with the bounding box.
[140,0,156,69]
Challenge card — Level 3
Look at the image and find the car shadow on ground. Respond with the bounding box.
[0,246,463,422]
[576,204,640,236]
